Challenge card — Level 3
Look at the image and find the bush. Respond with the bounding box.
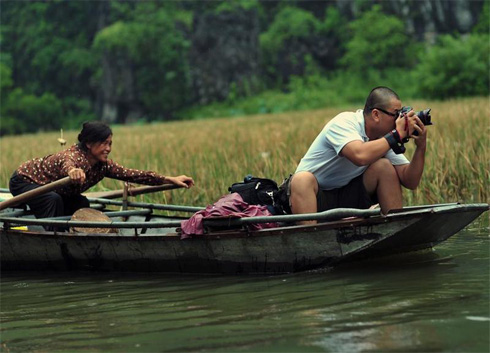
[1,89,63,135]
[414,34,490,99]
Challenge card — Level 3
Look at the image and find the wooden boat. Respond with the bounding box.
[1,190,487,274]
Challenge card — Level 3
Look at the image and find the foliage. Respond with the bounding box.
[0,1,99,134]
[414,34,490,99]
[1,2,98,98]
[340,5,418,73]
[1,89,63,135]
[0,1,487,135]
[260,6,322,55]
[0,61,12,91]
[260,6,324,79]
[472,0,489,34]
[258,5,347,82]
[321,6,348,43]
[93,2,191,119]
[214,0,261,13]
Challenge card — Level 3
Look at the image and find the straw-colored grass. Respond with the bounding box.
[1,97,488,207]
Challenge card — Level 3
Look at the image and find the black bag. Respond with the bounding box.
[275,174,293,214]
[228,175,278,206]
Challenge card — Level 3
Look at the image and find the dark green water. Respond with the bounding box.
[1,218,488,353]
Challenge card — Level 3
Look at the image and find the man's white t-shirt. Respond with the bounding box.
[296,109,409,190]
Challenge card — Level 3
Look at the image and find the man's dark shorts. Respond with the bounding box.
[280,173,377,214]
[316,174,377,212]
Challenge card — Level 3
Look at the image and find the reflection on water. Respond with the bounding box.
[1,219,489,353]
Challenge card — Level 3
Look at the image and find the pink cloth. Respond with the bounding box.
[180,193,279,238]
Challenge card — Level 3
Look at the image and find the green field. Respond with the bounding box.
[1,97,488,207]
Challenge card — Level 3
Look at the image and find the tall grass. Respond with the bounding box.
[0,97,488,207]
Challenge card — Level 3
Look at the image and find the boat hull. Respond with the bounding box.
[1,204,487,274]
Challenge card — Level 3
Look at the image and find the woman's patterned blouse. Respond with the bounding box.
[16,144,166,196]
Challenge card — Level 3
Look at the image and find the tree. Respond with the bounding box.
[340,5,417,73]
[0,1,99,134]
[93,2,192,122]
[260,6,342,84]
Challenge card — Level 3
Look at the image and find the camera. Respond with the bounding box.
[400,106,432,126]
[400,106,432,136]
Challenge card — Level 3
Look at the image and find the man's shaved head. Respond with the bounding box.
[363,86,400,116]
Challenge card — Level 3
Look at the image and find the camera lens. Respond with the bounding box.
[417,109,432,126]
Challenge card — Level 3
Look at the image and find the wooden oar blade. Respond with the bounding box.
[0,180,183,210]
[0,177,71,211]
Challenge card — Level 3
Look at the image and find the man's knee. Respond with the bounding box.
[363,159,400,193]
[290,172,319,221]
[367,158,397,178]
[290,171,319,196]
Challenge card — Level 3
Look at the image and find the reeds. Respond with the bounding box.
[1,97,488,206]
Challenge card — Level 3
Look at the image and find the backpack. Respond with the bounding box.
[228,175,278,207]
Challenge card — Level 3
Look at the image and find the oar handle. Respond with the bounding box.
[0,177,72,211]
[84,184,183,200]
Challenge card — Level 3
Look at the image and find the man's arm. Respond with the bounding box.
[340,139,391,166]
[341,113,415,166]
[395,116,428,189]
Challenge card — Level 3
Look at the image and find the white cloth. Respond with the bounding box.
[296,109,409,190]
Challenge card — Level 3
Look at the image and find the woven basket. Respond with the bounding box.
[70,208,118,234]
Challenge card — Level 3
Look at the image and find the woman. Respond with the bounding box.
[9,121,194,226]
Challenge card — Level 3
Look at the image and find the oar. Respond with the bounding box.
[0,177,72,211]
[84,184,183,200]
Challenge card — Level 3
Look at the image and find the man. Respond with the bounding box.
[289,86,427,223]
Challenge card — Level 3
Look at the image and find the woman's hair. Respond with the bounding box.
[77,121,112,151]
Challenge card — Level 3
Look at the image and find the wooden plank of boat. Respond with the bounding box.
[1,203,488,274]
[341,203,489,261]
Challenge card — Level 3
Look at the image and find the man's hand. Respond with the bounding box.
[395,109,420,140]
[411,115,427,149]
[395,109,426,140]
[68,168,86,184]
[165,175,195,189]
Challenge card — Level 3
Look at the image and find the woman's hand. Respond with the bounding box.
[68,168,86,184]
[165,175,195,189]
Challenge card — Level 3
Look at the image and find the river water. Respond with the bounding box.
[1,217,488,353]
